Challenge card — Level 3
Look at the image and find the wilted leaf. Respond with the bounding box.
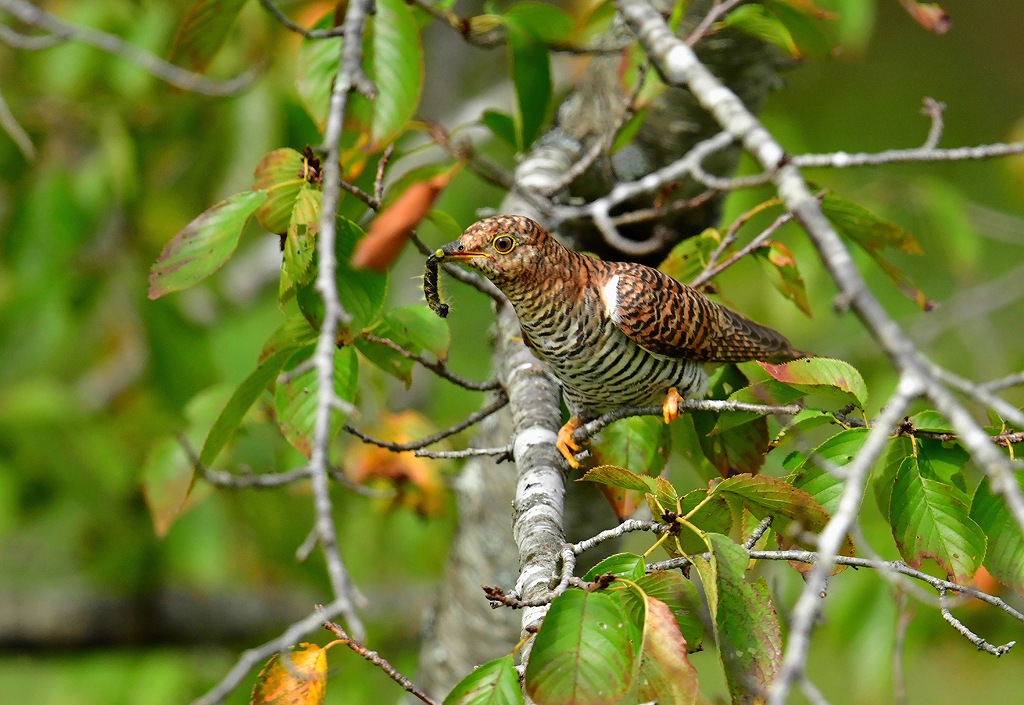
[658,229,722,284]
[251,642,328,705]
[148,191,266,298]
[169,0,248,73]
[253,148,309,234]
[344,410,447,517]
[636,597,699,705]
[524,589,637,705]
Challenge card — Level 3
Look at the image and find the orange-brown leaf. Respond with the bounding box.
[251,643,328,705]
[351,174,450,271]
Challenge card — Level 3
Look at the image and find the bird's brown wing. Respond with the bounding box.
[609,264,802,363]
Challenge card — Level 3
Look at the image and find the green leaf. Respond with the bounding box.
[199,347,296,467]
[260,312,319,362]
[889,455,986,583]
[657,229,722,284]
[874,435,913,516]
[721,4,800,56]
[340,0,424,171]
[759,356,868,408]
[584,552,646,581]
[504,17,551,150]
[632,571,705,651]
[384,305,451,359]
[692,534,781,705]
[714,378,806,435]
[141,436,196,538]
[908,410,955,434]
[148,191,267,299]
[753,241,812,316]
[274,346,359,458]
[524,589,637,705]
[296,16,342,133]
[822,193,933,310]
[693,365,770,476]
[636,597,699,705]
[971,477,1024,596]
[590,415,670,476]
[504,2,575,42]
[579,465,658,495]
[773,409,837,448]
[252,147,308,234]
[672,489,734,556]
[168,0,248,73]
[354,336,415,386]
[444,654,524,705]
[481,109,518,148]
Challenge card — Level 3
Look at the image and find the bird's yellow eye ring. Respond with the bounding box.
[492,235,516,254]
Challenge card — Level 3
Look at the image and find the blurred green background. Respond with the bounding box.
[0,0,1022,703]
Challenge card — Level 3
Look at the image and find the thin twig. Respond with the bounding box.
[345,393,509,452]
[685,0,746,47]
[743,516,774,549]
[920,97,946,150]
[571,519,670,555]
[0,0,253,96]
[414,445,513,460]
[257,0,346,39]
[0,23,69,49]
[323,620,442,705]
[0,87,35,159]
[361,332,501,391]
[938,588,1016,656]
[691,209,795,288]
[982,371,1024,392]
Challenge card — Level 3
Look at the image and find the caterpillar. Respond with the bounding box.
[424,251,449,318]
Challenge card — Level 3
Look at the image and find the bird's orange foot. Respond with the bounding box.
[662,387,684,425]
[556,418,584,468]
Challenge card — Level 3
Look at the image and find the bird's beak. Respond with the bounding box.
[436,240,489,261]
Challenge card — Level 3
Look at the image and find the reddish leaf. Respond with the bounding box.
[352,172,452,271]
[753,240,812,316]
[637,597,699,705]
[897,0,952,34]
[759,357,868,408]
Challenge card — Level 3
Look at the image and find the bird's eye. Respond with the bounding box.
[492,235,516,254]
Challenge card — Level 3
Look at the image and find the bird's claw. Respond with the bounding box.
[662,387,684,425]
[557,418,584,468]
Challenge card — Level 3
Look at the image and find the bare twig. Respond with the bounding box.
[414,445,513,460]
[571,519,670,555]
[0,0,253,96]
[938,588,1016,656]
[345,393,509,452]
[743,516,774,549]
[0,23,68,49]
[323,620,442,705]
[982,371,1024,392]
[0,87,35,159]
[257,0,347,40]
[685,0,746,47]
[361,332,501,392]
[920,97,946,149]
[691,208,795,288]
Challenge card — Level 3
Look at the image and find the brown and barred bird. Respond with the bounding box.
[435,215,804,467]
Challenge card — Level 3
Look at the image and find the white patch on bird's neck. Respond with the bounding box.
[601,274,621,323]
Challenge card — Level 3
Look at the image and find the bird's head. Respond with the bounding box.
[434,215,553,289]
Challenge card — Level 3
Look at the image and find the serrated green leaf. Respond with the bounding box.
[504,17,551,150]
[252,148,308,234]
[274,346,358,458]
[908,409,955,434]
[874,435,913,516]
[524,589,637,705]
[692,534,781,705]
[773,409,836,448]
[584,552,646,581]
[759,356,868,408]
[971,477,1024,596]
[579,465,658,494]
[444,654,524,705]
[168,0,248,73]
[200,347,296,467]
[823,193,933,310]
[148,191,266,298]
[658,229,722,284]
[889,455,986,583]
[354,335,415,386]
[283,185,321,289]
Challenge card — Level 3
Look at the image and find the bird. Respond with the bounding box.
[433,215,804,467]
